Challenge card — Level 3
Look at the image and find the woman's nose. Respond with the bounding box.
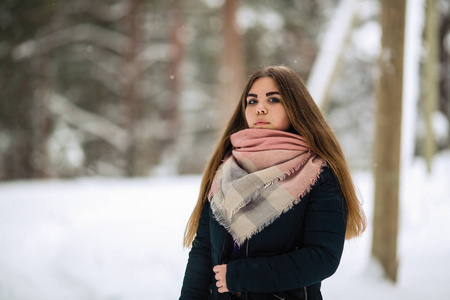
[256,103,267,114]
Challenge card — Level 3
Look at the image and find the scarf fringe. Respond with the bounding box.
[296,159,328,202]
[236,161,326,246]
[232,196,298,246]
[215,193,301,246]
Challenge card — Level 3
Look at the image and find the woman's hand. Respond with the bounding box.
[213,264,229,293]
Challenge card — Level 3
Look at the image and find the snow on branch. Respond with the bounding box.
[50,93,130,153]
[12,24,130,61]
[137,44,171,72]
[80,50,124,96]
[88,1,133,22]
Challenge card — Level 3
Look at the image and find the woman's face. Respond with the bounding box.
[245,77,291,131]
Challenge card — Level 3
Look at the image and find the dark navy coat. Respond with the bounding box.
[180,166,347,299]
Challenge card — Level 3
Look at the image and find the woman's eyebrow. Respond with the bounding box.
[247,91,280,98]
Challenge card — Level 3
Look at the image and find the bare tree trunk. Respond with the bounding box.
[306,0,359,111]
[371,0,406,283]
[438,5,450,144]
[167,0,184,134]
[4,74,34,180]
[122,0,143,176]
[423,0,438,173]
[162,0,186,172]
[218,0,245,127]
[31,26,53,178]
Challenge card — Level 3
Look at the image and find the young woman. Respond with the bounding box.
[180,65,366,300]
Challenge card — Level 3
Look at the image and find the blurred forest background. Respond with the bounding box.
[1,0,449,181]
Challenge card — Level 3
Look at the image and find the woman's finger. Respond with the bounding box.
[218,285,229,293]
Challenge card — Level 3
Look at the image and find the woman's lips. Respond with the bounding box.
[255,120,270,126]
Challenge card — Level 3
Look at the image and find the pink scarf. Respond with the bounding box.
[209,129,325,245]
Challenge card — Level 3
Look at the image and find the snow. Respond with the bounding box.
[0,177,196,299]
[1,152,449,300]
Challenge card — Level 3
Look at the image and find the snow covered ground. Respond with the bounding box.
[0,152,449,300]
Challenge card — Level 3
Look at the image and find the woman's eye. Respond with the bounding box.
[247,99,257,105]
[269,97,280,103]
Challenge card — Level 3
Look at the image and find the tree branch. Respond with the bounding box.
[50,93,130,153]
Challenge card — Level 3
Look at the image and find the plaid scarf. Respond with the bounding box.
[209,129,325,246]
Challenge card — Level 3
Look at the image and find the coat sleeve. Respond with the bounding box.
[180,202,214,299]
[226,168,347,293]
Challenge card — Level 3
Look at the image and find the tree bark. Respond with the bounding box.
[423,0,438,173]
[167,0,184,133]
[218,0,245,127]
[163,0,186,172]
[122,0,143,176]
[31,26,53,178]
[372,0,407,283]
[438,5,450,146]
[306,0,359,111]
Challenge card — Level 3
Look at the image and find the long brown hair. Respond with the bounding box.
[183,65,366,247]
